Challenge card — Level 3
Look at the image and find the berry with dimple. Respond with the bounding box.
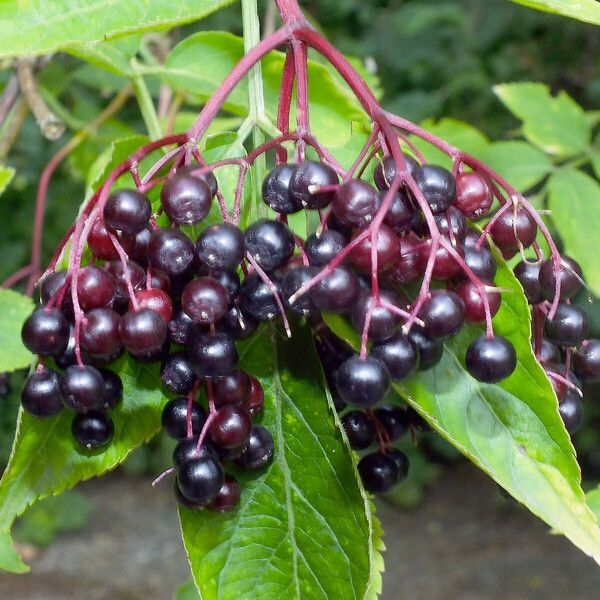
[207,476,241,512]
[282,266,318,316]
[99,369,123,410]
[351,290,402,342]
[244,219,295,272]
[131,289,173,324]
[289,160,338,209]
[262,163,300,214]
[160,171,213,225]
[465,335,517,383]
[76,266,115,311]
[408,326,443,371]
[456,280,500,324]
[455,171,492,219]
[190,331,238,377]
[177,456,224,505]
[60,365,105,412]
[305,230,346,267]
[80,307,122,360]
[418,289,465,340]
[161,353,196,395]
[574,339,600,382]
[196,223,245,271]
[333,179,380,228]
[489,207,537,255]
[213,370,251,407]
[545,304,588,347]
[162,397,206,439]
[413,164,456,214]
[72,411,114,449]
[559,391,583,434]
[311,267,360,313]
[335,355,390,407]
[358,452,399,494]
[375,405,408,441]
[240,272,281,321]
[538,256,582,301]
[341,410,376,450]
[371,333,419,381]
[349,224,400,273]
[235,425,274,469]
[209,405,253,449]
[463,245,496,282]
[104,189,151,235]
[373,154,418,191]
[21,369,63,417]
[182,277,228,325]
[513,260,543,304]
[120,308,168,356]
[22,307,69,357]
[148,229,195,276]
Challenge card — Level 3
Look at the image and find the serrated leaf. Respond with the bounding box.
[0,0,235,59]
[0,354,167,572]
[587,487,600,524]
[510,0,600,25]
[161,32,369,148]
[324,244,600,564]
[494,83,590,156]
[479,141,553,191]
[0,166,15,197]
[547,169,600,298]
[179,323,382,600]
[0,531,28,574]
[0,289,34,373]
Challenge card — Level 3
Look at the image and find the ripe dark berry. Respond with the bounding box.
[80,307,122,360]
[196,223,245,271]
[107,260,145,309]
[311,267,360,313]
[383,190,414,232]
[465,335,517,383]
[538,256,582,301]
[21,307,69,357]
[537,339,561,364]
[433,207,467,243]
[148,228,195,276]
[190,332,238,377]
[388,449,410,480]
[262,163,300,214]
[463,245,497,282]
[21,369,63,417]
[99,369,123,410]
[418,289,465,340]
[333,179,380,228]
[182,277,228,325]
[489,207,537,255]
[207,475,241,512]
[244,219,295,272]
[413,164,456,214]
[456,280,501,324]
[408,326,443,371]
[559,391,583,434]
[235,425,274,469]
[218,306,259,340]
[168,310,196,346]
[417,240,463,281]
[88,216,134,261]
[213,370,251,407]
[305,230,347,267]
[208,270,239,305]
[455,171,493,219]
[351,290,402,341]
[374,154,418,191]
[371,333,419,381]
[374,405,408,441]
[246,376,264,416]
[160,171,213,224]
[40,270,70,306]
[386,236,421,285]
[341,410,376,450]
[132,289,173,323]
[76,266,115,311]
[60,365,105,412]
[545,304,588,347]
[54,326,77,369]
[289,160,339,209]
[335,355,390,407]
[161,353,196,395]
[282,266,318,316]
[177,456,224,505]
[358,452,398,494]
[209,405,252,449]
[172,437,217,467]
[104,189,151,235]
[574,339,600,382]
[72,411,114,449]
[120,309,168,356]
[513,260,543,304]
[349,224,400,273]
[129,227,151,267]
[162,397,206,439]
[240,272,281,321]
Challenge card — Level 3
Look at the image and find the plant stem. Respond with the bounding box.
[131,61,163,141]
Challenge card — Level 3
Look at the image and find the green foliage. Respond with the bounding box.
[0,167,14,197]
[180,323,383,600]
[510,0,600,25]
[0,290,34,373]
[175,579,201,600]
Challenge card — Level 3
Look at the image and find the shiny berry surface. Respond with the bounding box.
[104,189,151,235]
[207,475,241,512]
[465,335,517,383]
[538,256,582,301]
[160,171,213,225]
[209,405,253,449]
[333,179,380,228]
[455,171,492,219]
[349,224,400,273]
[177,456,224,505]
[182,277,228,325]
[335,355,390,407]
[489,208,537,254]
[305,230,347,267]
[262,163,300,214]
[196,223,245,271]
[418,289,465,340]
[80,307,122,360]
[545,304,588,347]
[60,365,105,412]
[76,266,115,311]
[21,307,69,357]
[341,410,375,450]
[513,260,543,304]
[235,425,274,469]
[244,219,295,272]
[162,397,206,439]
[288,160,339,209]
[351,290,402,341]
[190,332,238,377]
[371,333,419,381]
[119,308,168,356]
[72,411,114,449]
[413,164,456,214]
[358,452,399,494]
[21,369,63,417]
[311,267,360,314]
[574,339,600,382]
[161,352,196,395]
[148,229,195,276]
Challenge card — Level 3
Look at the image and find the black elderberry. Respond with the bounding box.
[262,163,300,214]
[196,223,245,271]
[21,369,63,417]
[161,353,196,395]
[288,160,339,209]
[559,391,583,434]
[21,307,69,357]
[305,230,347,267]
[465,335,517,383]
[374,405,408,441]
[162,397,206,440]
[160,171,213,225]
[413,164,456,214]
[282,266,318,316]
[418,290,465,341]
[104,189,151,235]
[60,365,105,412]
[235,425,275,469]
[72,411,114,450]
[358,452,399,494]
[371,333,419,381]
[335,355,390,407]
[341,410,376,450]
[177,456,224,506]
[244,219,295,272]
[545,304,588,348]
[190,331,238,377]
[148,228,195,276]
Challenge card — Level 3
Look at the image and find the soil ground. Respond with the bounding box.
[0,463,598,600]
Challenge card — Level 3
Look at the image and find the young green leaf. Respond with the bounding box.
[510,0,600,25]
[0,354,167,573]
[0,0,235,59]
[0,166,15,197]
[494,83,590,157]
[179,323,383,600]
[324,245,600,564]
[547,169,600,298]
[0,289,34,373]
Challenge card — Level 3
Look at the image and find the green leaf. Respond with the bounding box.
[0,0,235,59]
[494,83,590,157]
[161,32,369,148]
[179,323,383,600]
[510,0,600,25]
[547,169,600,298]
[479,141,553,191]
[175,580,201,600]
[0,289,34,373]
[0,531,28,574]
[0,354,166,572]
[411,118,490,169]
[324,245,600,564]
[590,147,600,181]
[0,166,15,197]
[587,487,600,524]
[66,36,142,76]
